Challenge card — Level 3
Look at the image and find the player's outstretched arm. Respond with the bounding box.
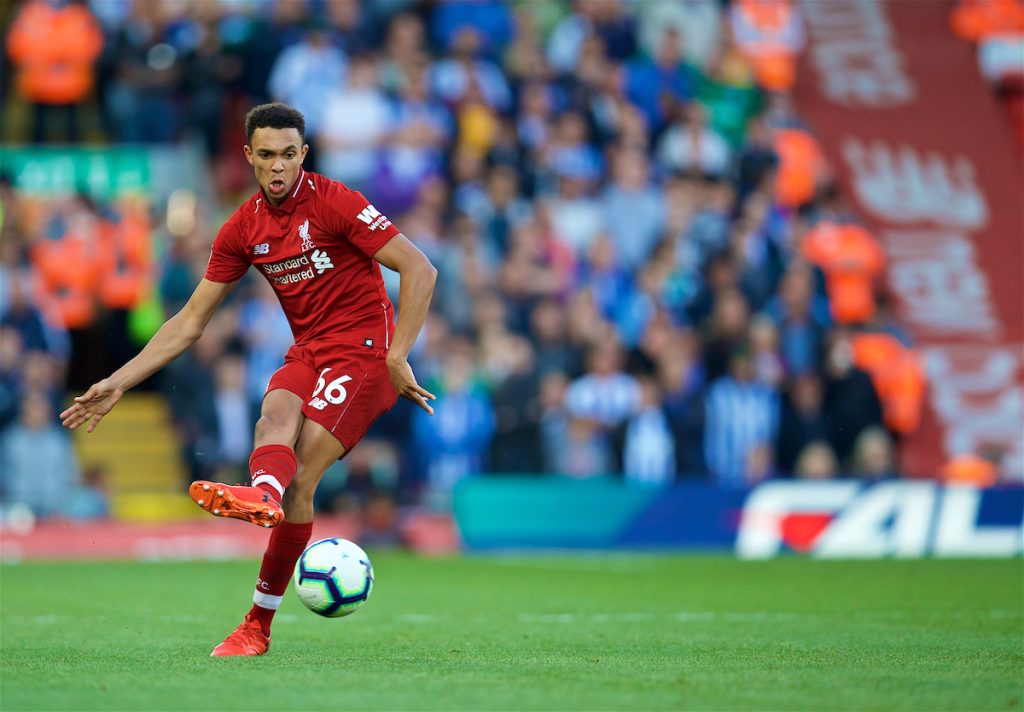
[373,234,438,415]
[61,278,238,432]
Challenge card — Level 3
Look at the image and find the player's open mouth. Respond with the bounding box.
[269,178,286,192]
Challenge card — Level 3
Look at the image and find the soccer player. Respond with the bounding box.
[60,103,438,657]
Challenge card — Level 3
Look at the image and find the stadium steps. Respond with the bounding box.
[71,393,202,521]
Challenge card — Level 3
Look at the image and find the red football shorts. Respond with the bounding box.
[266,339,399,451]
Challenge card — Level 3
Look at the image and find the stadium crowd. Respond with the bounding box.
[3,0,1011,520]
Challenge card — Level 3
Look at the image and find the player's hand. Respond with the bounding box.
[386,357,436,415]
[60,378,124,433]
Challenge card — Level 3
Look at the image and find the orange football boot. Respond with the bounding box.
[210,617,270,657]
[188,481,283,529]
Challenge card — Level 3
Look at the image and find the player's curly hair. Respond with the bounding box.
[245,103,306,144]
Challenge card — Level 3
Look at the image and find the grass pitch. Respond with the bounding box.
[0,554,1021,711]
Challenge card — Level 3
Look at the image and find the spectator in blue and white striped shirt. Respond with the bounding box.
[704,349,779,487]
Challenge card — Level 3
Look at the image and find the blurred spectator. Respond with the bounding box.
[701,287,750,383]
[319,53,391,192]
[729,0,806,94]
[431,0,514,58]
[61,463,111,520]
[794,441,839,479]
[268,17,348,166]
[601,149,665,271]
[237,280,293,411]
[656,103,732,177]
[103,1,185,143]
[950,0,1024,86]
[488,335,542,473]
[699,51,763,150]
[623,377,675,485]
[374,69,452,214]
[941,452,1000,487]
[429,27,511,112]
[0,327,24,429]
[773,127,827,209]
[182,19,241,157]
[658,331,706,476]
[850,332,927,438]
[545,159,604,254]
[624,26,697,134]
[637,0,721,70]
[565,341,640,430]
[802,220,886,326]
[763,263,831,376]
[213,352,252,480]
[6,0,104,143]
[378,13,427,93]
[413,346,494,490]
[775,373,827,475]
[822,331,884,466]
[0,390,78,518]
[161,331,220,482]
[529,300,583,378]
[704,349,778,487]
[852,427,898,480]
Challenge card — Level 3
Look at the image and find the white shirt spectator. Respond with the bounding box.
[319,85,392,189]
[601,183,666,270]
[429,58,511,111]
[704,377,778,487]
[637,0,722,70]
[547,195,604,254]
[624,407,676,485]
[565,372,640,427]
[657,122,732,177]
[268,37,347,136]
[547,13,590,74]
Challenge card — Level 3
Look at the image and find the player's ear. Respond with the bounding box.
[243,143,254,166]
[301,144,309,164]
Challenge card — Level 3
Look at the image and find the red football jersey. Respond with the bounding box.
[205,170,400,347]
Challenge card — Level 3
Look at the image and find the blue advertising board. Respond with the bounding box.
[453,478,1024,558]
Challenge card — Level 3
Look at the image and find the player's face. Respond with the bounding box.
[244,128,308,205]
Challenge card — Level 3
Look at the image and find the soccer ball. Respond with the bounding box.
[293,538,374,618]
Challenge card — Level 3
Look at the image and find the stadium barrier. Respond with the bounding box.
[453,478,1024,558]
[2,479,1020,560]
[0,511,457,562]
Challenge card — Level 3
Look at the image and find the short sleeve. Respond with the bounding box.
[321,179,401,258]
[205,215,250,283]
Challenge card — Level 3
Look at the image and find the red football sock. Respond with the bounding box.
[248,520,313,635]
[248,444,298,502]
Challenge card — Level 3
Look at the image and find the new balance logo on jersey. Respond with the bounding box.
[298,219,315,252]
[311,249,333,274]
[254,243,270,255]
[308,397,328,411]
[355,204,392,232]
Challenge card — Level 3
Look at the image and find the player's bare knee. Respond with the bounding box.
[254,414,293,446]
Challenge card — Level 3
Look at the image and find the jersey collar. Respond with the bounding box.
[260,169,307,214]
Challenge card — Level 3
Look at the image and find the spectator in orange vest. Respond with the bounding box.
[951,0,1024,41]
[950,0,1024,85]
[801,220,885,325]
[941,453,999,487]
[30,197,116,330]
[6,0,104,143]
[729,0,806,93]
[850,332,927,436]
[773,128,827,209]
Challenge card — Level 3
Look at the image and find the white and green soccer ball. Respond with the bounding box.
[293,538,374,618]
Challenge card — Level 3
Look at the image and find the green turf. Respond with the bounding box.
[1,555,1021,711]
